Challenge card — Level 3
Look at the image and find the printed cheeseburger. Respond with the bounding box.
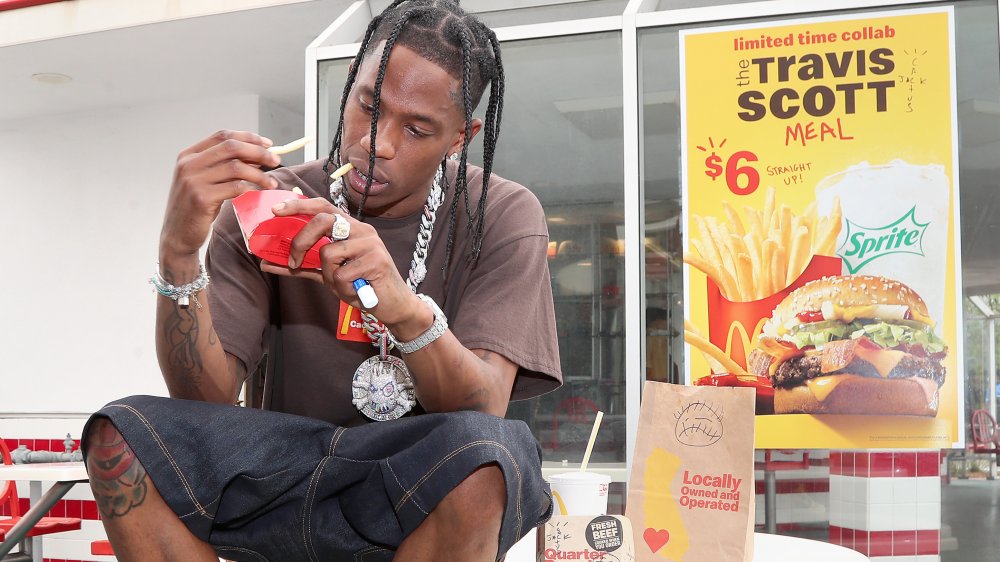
[748,275,947,416]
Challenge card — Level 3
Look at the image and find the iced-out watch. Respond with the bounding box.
[389,294,448,354]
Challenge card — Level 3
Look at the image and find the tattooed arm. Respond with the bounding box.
[156,131,276,403]
[156,254,246,403]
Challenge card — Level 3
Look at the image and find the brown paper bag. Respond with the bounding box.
[625,381,755,562]
[539,515,636,561]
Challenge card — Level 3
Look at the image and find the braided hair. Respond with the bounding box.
[321,0,504,268]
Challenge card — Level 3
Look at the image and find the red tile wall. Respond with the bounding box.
[829,450,942,478]
[4,439,81,453]
[0,498,100,521]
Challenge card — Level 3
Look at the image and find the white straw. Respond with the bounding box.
[579,411,604,472]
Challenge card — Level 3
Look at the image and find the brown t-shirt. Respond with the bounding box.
[207,159,562,426]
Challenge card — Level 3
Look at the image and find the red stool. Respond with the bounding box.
[91,539,115,555]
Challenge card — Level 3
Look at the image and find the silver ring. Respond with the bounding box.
[331,214,351,241]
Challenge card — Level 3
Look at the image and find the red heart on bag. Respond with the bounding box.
[643,528,670,553]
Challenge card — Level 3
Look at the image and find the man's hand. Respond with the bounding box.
[259,199,515,416]
[155,130,278,404]
[160,130,280,259]
[259,197,428,331]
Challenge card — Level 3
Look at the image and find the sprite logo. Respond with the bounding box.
[838,206,929,273]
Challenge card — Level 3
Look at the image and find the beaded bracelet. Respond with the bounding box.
[150,264,210,309]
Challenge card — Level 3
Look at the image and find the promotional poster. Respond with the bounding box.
[680,8,964,448]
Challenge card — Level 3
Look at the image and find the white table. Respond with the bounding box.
[0,462,89,562]
[753,532,869,561]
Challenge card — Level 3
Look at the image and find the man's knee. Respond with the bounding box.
[83,417,123,459]
[440,463,506,525]
[419,463,505,561]
[84,417,151,519]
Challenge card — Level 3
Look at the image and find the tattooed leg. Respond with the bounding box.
[87,418,147,518]
[84,417,217,562]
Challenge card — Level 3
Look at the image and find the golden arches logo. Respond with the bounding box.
[723,317,769,366]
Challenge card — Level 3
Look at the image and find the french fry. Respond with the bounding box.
[779,204,791,240]
[705,218,742,300]
[762,186,776,237]
[330,162,354,180]
[691,239,706,260]
[762,239,778,295]
[268,135,314,155]
[735,253,753,301]
[705,216,729,245]
[722,201,746,237]
[684,329,750,377]
[706,218,729,258]
[687,243,739,300]
[728,233,748,260]
[683,254,720,282]
[771,240,787,292]
[744,206,763,242]
[814,216,828,253]
[714,226,742,299]
[742,232,763,299]
[727,234,752,298]
[786,225,811,286]
[683,321,726,374]
[802,201,817,249]
[694,215,723,273]
[716,249,740,300]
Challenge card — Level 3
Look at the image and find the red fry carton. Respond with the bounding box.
[232,190,331,269]
[705,254,842,371]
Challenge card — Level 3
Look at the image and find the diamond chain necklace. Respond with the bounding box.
[329,164,445,420]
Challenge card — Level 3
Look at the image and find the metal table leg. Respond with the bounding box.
[29,482,39,562]
[764,470,777,534]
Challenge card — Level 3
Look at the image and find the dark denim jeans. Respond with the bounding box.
[83,395,552,561]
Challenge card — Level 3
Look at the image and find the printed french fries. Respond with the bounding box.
[684,186,842,301]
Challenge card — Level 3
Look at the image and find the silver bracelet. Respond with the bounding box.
[150,264,210,309]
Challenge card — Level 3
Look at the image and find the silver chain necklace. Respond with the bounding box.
[330,165,445,421]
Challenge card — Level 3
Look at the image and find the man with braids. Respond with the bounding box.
[81,1,561,560]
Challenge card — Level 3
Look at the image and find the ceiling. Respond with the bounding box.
[0,0,352,124]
